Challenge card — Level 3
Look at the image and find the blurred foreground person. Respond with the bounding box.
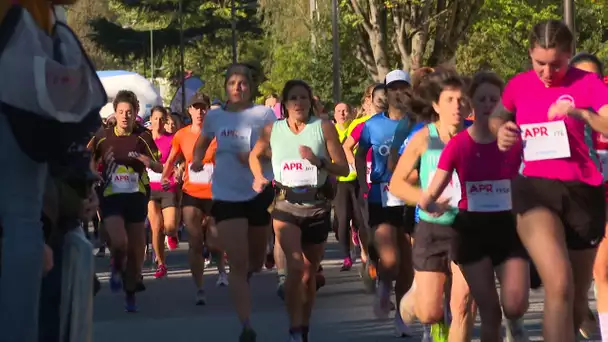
[0,1,105,341]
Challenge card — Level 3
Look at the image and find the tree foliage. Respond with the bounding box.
[456,0,608,79]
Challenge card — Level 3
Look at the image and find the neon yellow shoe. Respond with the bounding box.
[430,321,449,342]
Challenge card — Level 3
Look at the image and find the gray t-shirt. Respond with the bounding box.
[202,105,276,201]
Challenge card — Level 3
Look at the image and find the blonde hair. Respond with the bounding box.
[355,83,378,119]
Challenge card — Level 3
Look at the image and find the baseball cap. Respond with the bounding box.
[385,70,411,87]
[187,93,210,108]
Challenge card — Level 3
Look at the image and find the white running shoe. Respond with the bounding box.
[216,272,229,287]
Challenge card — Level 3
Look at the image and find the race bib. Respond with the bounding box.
[281,159,318,187]
[189,163,214,184]
[598,150,608,181]
[218,127,252,153]
[147,169,162,183]
[380,182,404,207]
[111,172,139,193]
[466,179,512,212]
[520,121,570,161]
[366,161,372,184]
[429,171,461,208]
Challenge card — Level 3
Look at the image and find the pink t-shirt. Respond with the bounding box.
[503,68,608,186]
[149,133,176,192]
[438,130,522,211]
[350,122,373,174]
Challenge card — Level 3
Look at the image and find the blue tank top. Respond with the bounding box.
[359,113,401,203]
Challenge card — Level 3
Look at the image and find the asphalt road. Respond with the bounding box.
[92,237,600,342]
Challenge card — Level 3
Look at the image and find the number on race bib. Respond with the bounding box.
[380,182,404,207]
[466,179,512,212]
[111,172,139,193]
[281,159,318,187]
[189,163,214,184]
[366,161,372,184]
[520,121,570,161]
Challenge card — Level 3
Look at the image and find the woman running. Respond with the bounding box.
[570,52,605,340]
[250,79,349,342]
[490,20,608,341]
[389,70,475,342]
[146,106,180,279]
[162,93,226,304]
[418,71,529,341]
[90,90,161,312]
[191,64,276,342]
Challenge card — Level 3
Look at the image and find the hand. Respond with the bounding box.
[79,189,99,221]
[548,100,575,120]
[299,145,320,166]
[252,176,269,193]
[237,152,249,165]
[129,152,152,167]
[161,176,172,191]
[497,121,520,152]
[418,193,450,217]
[191,160,204,172]
[42,244,54,276]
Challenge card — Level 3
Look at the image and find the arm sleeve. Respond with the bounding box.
[358,122,371,152]
[588,73,608,112]
[202,112,215,138]
[350,122,364,143]
[437,136,458,173]
[141,132,160,161]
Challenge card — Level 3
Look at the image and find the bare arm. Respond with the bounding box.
[343,135,357,165]
[321,120,349,177]
[388,148,400,172]
[388,129,427,206]
[192,135,213,166]
[575,105,608,136]
[249,123,273,180]
[161,144,181,181]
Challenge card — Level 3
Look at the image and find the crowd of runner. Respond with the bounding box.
[79,19,608,342]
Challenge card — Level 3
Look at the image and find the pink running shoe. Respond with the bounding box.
[154,264,168,279]
[167,236,179,250]
[340,257,353,271]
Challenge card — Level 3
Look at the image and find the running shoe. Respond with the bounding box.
[373,281,391,319]
[204,258,211,268]
[135,277,146,292]
[578,308,597,339]
[351,229,360,247]
[340,257,353,271]
[505,318,529,342]
[109,268,122,293]
[167,236,179,250]
[393,309,412,337]
[430,321,449,342]
[216,272,229,287]
[399,281,417,323]
[195,289,206,305]
[154,264,167,279]
[125,293,137,313]
[239,327,257,342]
[265,252,275,269]
[359,261,376,294]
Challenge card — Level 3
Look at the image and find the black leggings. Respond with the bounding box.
[333,180,365,258]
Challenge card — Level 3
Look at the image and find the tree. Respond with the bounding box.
[65,0,121,69]
[456,0,608,80]
[88,0,263,59]
[342,0,484,81]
